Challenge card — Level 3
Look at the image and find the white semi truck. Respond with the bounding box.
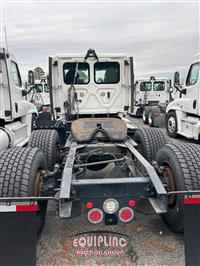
[131,77,173,127]
[166,54,200,140]
[0,48,59,238]
[28,77,50,110]
[0,48,38,150]
[26,49,200,235]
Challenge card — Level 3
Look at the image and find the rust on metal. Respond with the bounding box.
[164,166,176,205]
[71,118,127,143]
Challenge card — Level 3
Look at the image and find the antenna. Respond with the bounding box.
[4,26,8,50]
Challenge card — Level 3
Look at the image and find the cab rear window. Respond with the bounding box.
[140,82,151,91]
[44,84,49,93]
[153,82,165,91]
[34,84,43,93]
[94,62,120,84]
[63,62,89,85]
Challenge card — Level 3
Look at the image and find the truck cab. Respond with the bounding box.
[49,49,133,120]
[166,54,200,140]
[132,76,172,117]
[28,78,50,111]
[0,48,37,150]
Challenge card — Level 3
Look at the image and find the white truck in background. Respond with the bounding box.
[28,77,50,112]
[131,77,173,127]
[166,54,200,140]
[0,48,38,150]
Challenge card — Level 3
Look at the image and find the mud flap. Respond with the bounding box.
[184,196,200,266]
[0,211,37,266]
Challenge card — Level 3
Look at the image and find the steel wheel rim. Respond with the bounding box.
[142,111,146,121]
[168,117,176,133]
[163,166,176,206]
[34,170,44,196]
[149,113,152,124]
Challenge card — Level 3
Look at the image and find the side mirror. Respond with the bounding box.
[22,90,27,97]
[181,88,187,95]
[28,70,35,86]
[174,71,180,88]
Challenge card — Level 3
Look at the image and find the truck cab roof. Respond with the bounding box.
[136,77,170,82]
[52,53,128,60]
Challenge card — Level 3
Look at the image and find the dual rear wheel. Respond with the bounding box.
[134,127,200,232]
[0,129,61,236]
[0,147,47,235]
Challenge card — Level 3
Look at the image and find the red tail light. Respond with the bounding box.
[86,202,93,209]
[128,200,136,207]
[119,207,134,222]
[88,208,103,224]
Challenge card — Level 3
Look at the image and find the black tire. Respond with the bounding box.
[156,144,200,232]
[148,111,154,127]
[134,127,167,162]
[166,111,178,138]
[28,129,60,171]
[0,147,48,235]
[142,108,149,124]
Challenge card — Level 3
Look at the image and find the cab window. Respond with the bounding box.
[63,62,89,85]
[44,84,49,93]
[153,82,165,91]
[34,84,43,93]
[11,61,22,87]
[94,62,120,84]
[186,62,200,86]
[140,82,151,91]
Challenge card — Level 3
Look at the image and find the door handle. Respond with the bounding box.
[193,100,197,109]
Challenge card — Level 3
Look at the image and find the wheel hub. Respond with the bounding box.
[34,170,44,196]
[163,166,176,205]
[149,113,152,124]
[142,111,146,121]
[168,117,176,133]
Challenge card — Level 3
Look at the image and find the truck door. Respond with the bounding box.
[9,60,24,118]
[0,52,12,120]
[181,62,200,115]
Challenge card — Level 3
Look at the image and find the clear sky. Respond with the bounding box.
[1,0,199,82]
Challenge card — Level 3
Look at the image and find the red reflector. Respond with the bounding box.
[119,207,134,222]
[16,204,39,212]
[86,202,93,209]
[184,198,200,204]
[128,200,136,207]
[88,208,103,224]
